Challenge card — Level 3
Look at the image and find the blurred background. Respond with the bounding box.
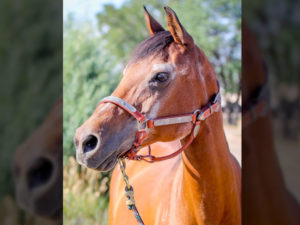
[0,0,62,224]
[0,0,298,223]
[242,0,300,223]
[63,0,241,224]
[243,0,300,212]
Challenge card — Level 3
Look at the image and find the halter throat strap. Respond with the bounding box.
[98,82,221,162]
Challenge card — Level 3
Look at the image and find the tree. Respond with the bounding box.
[96,0,241,96]
[0,0,61,200]
[63,17,120,161]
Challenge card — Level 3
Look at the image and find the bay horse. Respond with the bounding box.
[12,99,62,222]
[75,7,241,225]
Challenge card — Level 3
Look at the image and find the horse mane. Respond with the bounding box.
[131,31,174,61]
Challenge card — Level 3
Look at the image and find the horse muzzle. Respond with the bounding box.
[74,117,136,171]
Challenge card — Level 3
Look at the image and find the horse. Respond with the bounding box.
[12,99,62,223]
[242,22,300,225]
[74,6,241,225]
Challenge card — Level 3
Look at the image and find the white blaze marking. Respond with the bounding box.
[152,63,174,73]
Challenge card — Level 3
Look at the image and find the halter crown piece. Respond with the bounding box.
[98,81,221,163]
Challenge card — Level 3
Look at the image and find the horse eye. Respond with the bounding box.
[154,72,169,82]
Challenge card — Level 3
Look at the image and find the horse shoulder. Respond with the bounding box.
[109,141,182,225]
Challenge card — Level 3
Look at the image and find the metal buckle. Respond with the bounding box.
[210,105,214,114]
[192,109,200,124]
[137,120,148,131]
[197,111,205,121]
[213,93,221,104]
[212,93,221,112]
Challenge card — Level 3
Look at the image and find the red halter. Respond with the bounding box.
[98,81,221,163]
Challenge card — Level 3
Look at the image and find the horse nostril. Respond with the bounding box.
[27,157,53,190]
[82,135,98,153]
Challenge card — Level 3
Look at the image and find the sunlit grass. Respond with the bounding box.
[63,157,110,225]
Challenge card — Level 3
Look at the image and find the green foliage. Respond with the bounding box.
[63,157,109,225]
[97,0,168,62]
[96,0,241,94]
[0,0,61,199]
[244,0,300,84]
[63,17,119,161]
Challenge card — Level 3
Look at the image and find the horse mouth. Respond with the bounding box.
[94,153,119,172]
[90,137,136,171]
[94,145,134,171]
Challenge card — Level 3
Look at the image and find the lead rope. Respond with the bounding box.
[118,158,145,225]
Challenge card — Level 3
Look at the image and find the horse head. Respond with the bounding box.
[74,7,219,171]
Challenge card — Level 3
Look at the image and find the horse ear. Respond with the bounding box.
[143,6,165,36]
[164,6,193,45]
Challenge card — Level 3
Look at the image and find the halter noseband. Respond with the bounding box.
[98,81,221,163]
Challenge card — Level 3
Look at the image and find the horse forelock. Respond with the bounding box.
[131,31,174,62]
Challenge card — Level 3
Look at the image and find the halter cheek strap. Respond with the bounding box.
[100,96,147,123]
[99,96,148,151]
[97,82,221,163]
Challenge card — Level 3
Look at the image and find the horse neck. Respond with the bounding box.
[179,110,240,222]
[181,111,231,175]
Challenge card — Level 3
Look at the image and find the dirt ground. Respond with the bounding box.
[223,122,241,165]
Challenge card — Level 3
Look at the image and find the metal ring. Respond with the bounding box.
[197,111,205,121]
[192,109,201,124]
[137,120,148,131]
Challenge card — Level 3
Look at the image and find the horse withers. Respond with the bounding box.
[74,6,241,225]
